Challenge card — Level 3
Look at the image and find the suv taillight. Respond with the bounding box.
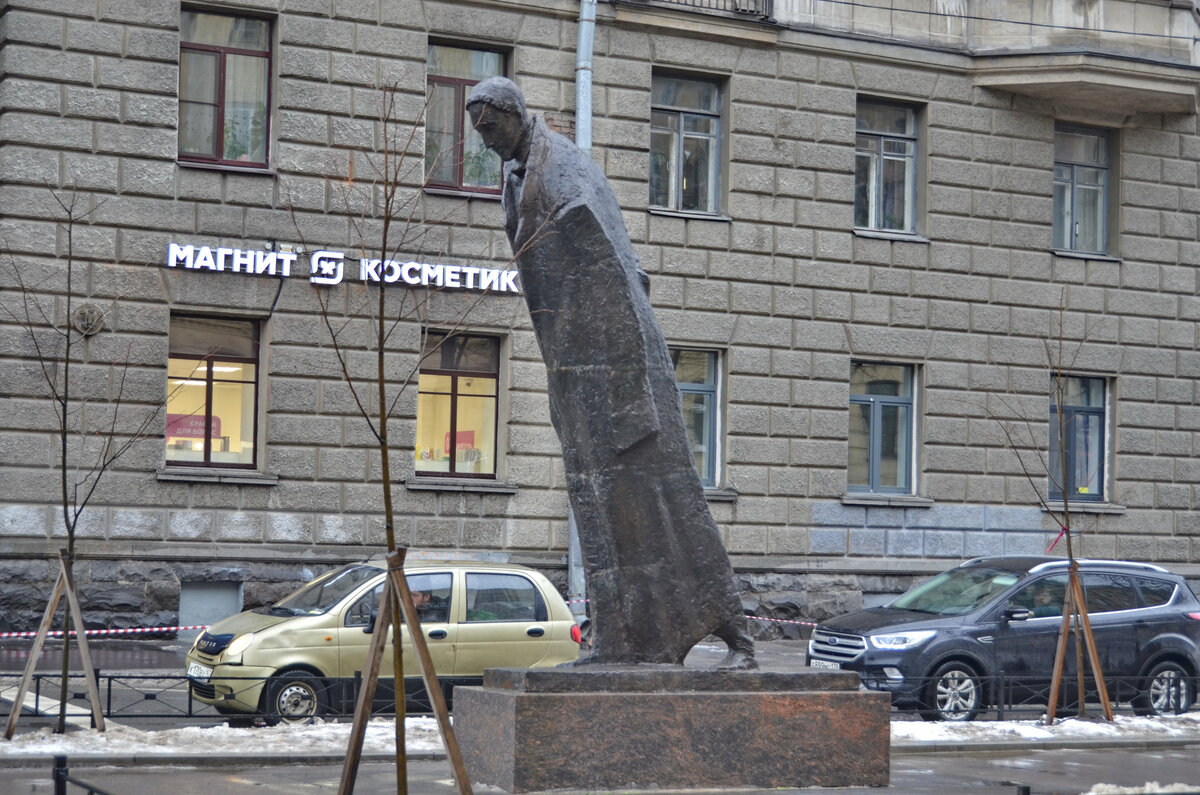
[1186,612,1200,621]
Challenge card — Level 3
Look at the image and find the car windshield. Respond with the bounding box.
[271,564,383,616]
[890,566,1021,616]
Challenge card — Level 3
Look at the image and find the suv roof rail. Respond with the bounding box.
[1028,558,1169,575]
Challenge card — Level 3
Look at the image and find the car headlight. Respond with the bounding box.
[225,633,255,657]
[868,630,936,650]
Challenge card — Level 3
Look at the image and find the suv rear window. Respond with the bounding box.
[1134,575,1176,607]
[1080,573,1136,613]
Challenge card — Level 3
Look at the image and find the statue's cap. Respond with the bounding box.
[466,76,527,118]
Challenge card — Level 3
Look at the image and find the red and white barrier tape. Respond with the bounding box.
[0,625,209,640]
[0,611,816,640]
[748,615,818,628]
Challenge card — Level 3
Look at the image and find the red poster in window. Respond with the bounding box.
[444,430,475,456]
[167,414,221,439]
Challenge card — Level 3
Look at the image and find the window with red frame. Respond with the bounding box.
[425,44,505,192]
[179,10,271,168]
[415,332,500,478]
[166,315,260,468]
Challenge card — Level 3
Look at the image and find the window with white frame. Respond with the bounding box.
[179,10,271,167]
[166,316,260,467]
[650,75,721,214]
[670,348,720,487]
[848,362,915,494]
[1053,125,1110,255]
[415,332,500,478]
[425,44,506,193]
[1049,375,1106,502]
[854,100,917,233]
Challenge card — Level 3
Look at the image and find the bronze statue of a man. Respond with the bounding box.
[467,77,755,669]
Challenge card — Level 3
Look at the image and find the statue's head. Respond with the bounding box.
[466,77,530,162]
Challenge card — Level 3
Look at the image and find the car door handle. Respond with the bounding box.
[427,629,448,640]
[526,627,545,638]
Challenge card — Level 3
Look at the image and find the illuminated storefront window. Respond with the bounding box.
[415,332,499,478]
[166,315,259,467]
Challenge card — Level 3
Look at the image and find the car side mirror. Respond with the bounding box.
[363,608,377,634]
[1004,606,1032,622]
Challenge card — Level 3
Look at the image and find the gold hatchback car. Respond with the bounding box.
[185,559,582,723]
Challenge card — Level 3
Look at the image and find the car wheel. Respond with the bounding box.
[264,671,327,725]
[919,662,983,722]
[1133,661,1193,717]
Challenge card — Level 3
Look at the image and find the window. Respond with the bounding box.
[179,10,271,167]
[1049,375,1106,502]
[1053,125,1109,254]
[1006,575,1068,618]
[848,362,914,493]
[1081,573,1136,614]
[855,100,917,233]
[1134,576,1176,608]
[425,44,505,192]
[650,75,721,214]
[465,572,546,622]
[166,316,260,468]
[344,572,452,627]
[670,348,720,487]
[415,332,499,478]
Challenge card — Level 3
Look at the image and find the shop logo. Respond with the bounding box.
[310,250,345,286]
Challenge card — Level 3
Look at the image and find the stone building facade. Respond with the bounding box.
[3,0,1200,636]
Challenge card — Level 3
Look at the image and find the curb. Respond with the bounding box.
[0,751,441,769]
[4,736,1200,768]
[892,735,1200,754]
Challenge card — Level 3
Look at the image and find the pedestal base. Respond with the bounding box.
[454,667,890,792]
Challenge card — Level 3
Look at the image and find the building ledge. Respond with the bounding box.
[157,467,278,486]
[841,493,935,508]
[971,51,1200,114]
[1043,501,1127,516]
[403,477,519,495]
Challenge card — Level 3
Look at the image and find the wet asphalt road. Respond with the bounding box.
[5,746,1200,795]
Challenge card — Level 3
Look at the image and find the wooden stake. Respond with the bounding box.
[1043,575,1074,725]
[1068,571,1114,721]
[386,553,471,795]
[336,552,472,795]
[3,552,105,739]
[1043,565,1113,724]
[338,576,395,795]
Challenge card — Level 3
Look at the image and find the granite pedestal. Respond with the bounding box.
[454,667,890,792]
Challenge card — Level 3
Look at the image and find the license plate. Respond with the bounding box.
[187,662,214,681]
[809,658,840,670]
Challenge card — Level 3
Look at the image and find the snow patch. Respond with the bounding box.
[891,713,1200,744]
[0,717,445,757]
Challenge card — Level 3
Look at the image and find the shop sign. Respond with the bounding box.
[166,413,219,439]
[166,243,520,294]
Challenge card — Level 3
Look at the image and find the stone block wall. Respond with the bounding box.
[2,0,1199,630]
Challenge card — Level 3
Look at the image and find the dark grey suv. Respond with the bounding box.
[807,556,1200,721]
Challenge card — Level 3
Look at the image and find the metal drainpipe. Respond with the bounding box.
[567,0,597,623]
[575,0,596,153]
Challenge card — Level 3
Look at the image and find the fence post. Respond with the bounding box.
[53,755,68,795]
[996,671,1005,721]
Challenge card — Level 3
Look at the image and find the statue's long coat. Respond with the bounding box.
[503,117,745,663]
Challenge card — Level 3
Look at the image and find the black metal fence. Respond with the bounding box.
[3,670,1193,724]
[864,671,1194,721]
[2,671,444,724]
[621,0,774,21]
[52,756,116,795]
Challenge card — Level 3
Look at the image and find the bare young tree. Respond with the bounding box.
[2,189,167,736]
[287,84,544,795]
[984,290,1115,723]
